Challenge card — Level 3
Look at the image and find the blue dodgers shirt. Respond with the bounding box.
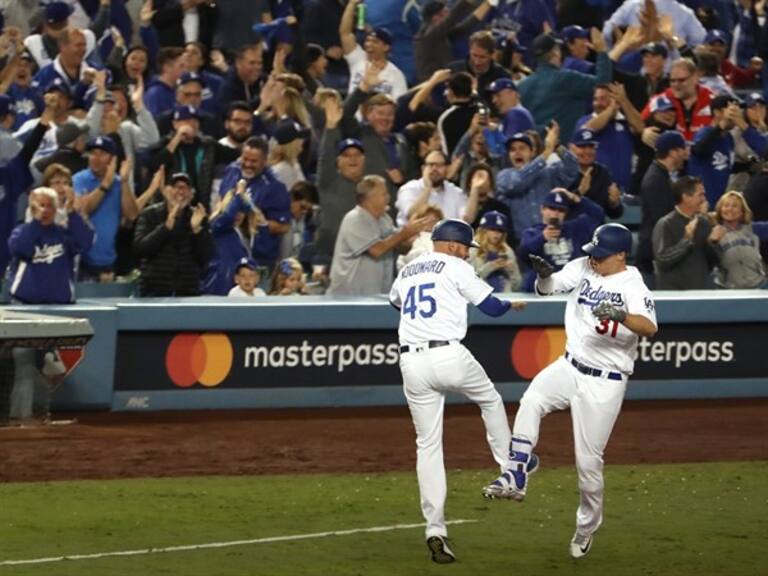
[576,113,634,193]
[689,125,768,205]
[218,162,291,266]
[73,168,122,267]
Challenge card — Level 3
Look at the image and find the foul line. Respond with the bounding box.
[0,519,477,566]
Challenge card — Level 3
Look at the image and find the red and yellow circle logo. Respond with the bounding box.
[510,327,566,379]
[165,333,234,388]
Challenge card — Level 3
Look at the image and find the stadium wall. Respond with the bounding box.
[8,291,768,411]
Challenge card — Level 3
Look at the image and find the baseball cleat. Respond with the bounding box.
[569,531,593,559]
[482,452,540,500]
[427,535,456,564]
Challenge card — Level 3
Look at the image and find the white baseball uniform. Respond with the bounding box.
[389,251,511,540]
[514,256,657,536]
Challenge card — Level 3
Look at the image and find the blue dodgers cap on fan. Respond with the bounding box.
[705,29,728,45]
[0,95,14,117]
[44,77,71,97]
[542,190,570,211]
[744,92,766,107]
[46,1,74,25]
[650,95,675,113]
[571,128,598,146]
[655,130,687,154]
[367,27,392,46]
[173,104,200,121]
[561,25,589,42]
[479,210,509,231]
[488,77,517,94]
[337,138,365,155]
[86,136,117,155]
[505,132,533,149]
[177,71,205,87]
[235,257,257,273]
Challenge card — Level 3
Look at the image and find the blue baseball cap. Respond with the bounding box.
[488,78,517,94]
[44,77,71,97]
[506,132,533,149]
[479,210,509,231]
[562,25,589,42]
[650,95,675,113]
[705,29,728,45]
[367,27,392,46]
[337,138,365,155]
[235,257,258,272]
[744,92,766,107]
[86,136,117,155]
[655,130,687,154]
[542,190,570,211]
[177,71,205,87]
[571,128,598,146]
[46,1,74,25]
[0,95,14,117]
[173,104,200,121]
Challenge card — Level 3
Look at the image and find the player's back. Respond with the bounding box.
[390,251,490,346]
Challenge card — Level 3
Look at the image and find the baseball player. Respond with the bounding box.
[482,223,657,559]
[389,218,527,564]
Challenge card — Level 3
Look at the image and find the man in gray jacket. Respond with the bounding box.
[652,176,717,289]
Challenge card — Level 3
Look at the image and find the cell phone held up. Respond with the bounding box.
[477,103,489,125]
[547,217,561,230]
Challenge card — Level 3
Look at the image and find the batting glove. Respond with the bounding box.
[592,301,627,322]
[529,254,554,279]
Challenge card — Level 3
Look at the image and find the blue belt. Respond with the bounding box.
[565,352,623,381]
[399,341,451,354]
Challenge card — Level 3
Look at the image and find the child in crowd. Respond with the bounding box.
[269,257,306,295]
[469,210,522,292]
[396,204,443,271]
[228,258,266,297]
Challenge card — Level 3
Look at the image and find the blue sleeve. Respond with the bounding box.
[477,294,511,317]
[211,194,246,233]
[497,158,547,198]
[742,127,768,158]
[140,24,160,69]
[572,195,605,224]
[519,225,546,260]
[8,221,42,260]
[66,212,96,254]
[549,150,581,187]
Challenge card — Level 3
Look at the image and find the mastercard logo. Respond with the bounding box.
[165,333,233,388]
[510,327,566,379]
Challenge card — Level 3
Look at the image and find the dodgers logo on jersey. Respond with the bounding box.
[644,297,655,313]
[576,279,625,308]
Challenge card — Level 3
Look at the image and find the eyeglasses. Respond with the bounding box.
[669,76,691,84]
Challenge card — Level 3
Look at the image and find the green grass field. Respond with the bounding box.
[1,462,766,576]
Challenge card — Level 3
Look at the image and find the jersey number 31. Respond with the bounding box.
[403,283,437,319]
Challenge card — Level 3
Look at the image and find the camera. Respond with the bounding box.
[547,217,561,229]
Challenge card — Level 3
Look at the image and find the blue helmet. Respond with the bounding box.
[581,223,632,258]
[431,218,480,248]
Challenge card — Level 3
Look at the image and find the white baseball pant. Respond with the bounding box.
[513,356,626,536]
[400,342,511,539]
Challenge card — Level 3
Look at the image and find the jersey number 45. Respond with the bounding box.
[403,283,437,319]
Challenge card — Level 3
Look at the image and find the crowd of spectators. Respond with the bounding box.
[2,0,768,307]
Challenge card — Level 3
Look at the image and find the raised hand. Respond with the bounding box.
[190,203,207,232]
[102,157,118,189]
[119,158,133,182]
[131,74,145,111]
[592,300,626,322]
[323,97,343,129]
[529,254,554,278]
